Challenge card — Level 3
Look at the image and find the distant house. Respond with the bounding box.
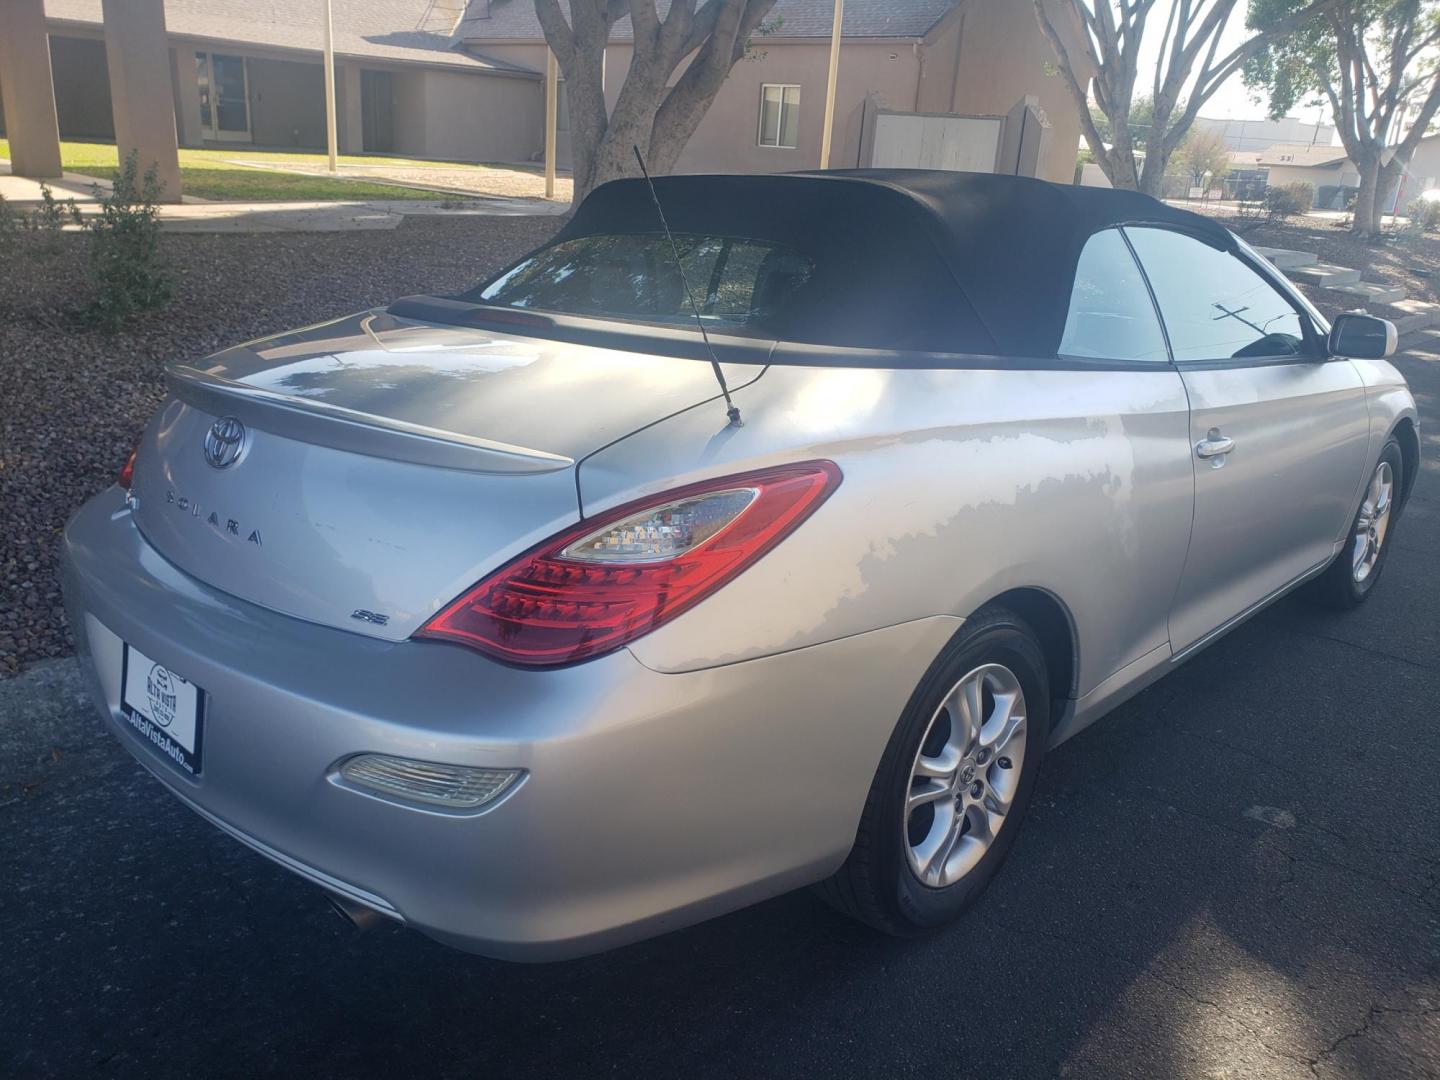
[1253,139,1440,212]
[1254,144,1361,209]
[1257,144,1359,187]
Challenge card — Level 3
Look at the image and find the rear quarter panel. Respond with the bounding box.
[580,363,1195,696]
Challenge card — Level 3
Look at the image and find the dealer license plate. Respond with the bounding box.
[120,643,205,776]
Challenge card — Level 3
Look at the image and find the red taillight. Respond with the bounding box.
[117,443,139,490]
[416,460,842,667]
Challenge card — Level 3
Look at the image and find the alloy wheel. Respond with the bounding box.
[1352,460,1395,583]
[904,663,1028,888]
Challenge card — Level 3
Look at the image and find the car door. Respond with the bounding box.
[1124,226,1371,655]
[1053,227,1197,684]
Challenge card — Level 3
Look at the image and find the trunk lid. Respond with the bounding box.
[130,310,754,641]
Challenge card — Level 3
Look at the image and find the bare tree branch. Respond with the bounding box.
[535,0,778,205]
[1038,0,1335,194]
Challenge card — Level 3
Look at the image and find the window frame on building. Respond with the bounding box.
[757,84,801,150]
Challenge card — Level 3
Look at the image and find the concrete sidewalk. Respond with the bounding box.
[0,162,566,231]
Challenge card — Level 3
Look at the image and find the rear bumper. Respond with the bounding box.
[62,488,956,960]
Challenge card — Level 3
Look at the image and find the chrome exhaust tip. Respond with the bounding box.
[324,892,390,932]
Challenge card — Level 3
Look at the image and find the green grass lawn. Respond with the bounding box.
[0,140,454,201]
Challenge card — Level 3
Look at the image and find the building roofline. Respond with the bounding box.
[460,33,929,46]
[44,16,540,77]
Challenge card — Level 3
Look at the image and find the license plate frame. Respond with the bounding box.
[120,643,205,777]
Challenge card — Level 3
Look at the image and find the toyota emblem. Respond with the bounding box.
[203,416,247,469]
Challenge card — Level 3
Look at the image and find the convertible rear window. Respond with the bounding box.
[478,233,815,330]
[438,173,1242,360]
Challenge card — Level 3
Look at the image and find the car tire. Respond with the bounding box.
[1308,438,1404,610]
[815,606,1050,936]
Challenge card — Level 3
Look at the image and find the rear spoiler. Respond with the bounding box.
[165,364,574,475]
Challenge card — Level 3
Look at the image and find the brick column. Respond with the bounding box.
[101,0,182,201]
[0,0,63,178]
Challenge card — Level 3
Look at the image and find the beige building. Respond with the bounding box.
[1396,132,1440,201]
[1,0,1085,197]
[0,0,545,185]
[460,0,1086,185]
[1252,141,1440,212]
[1256,144,1361,193]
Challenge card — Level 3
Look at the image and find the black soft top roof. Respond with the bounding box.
[549,170,1235,359]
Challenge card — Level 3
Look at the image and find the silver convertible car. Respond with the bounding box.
[63,171,1417,960]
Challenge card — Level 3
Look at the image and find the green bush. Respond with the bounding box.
[1406,196,1440,232]
[1265,182,1315,222]
[29,182,82,245]
[0,193,21,254]
[85,152,171,331]
[0,184,82,259]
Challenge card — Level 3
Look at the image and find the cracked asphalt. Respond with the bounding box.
[3,339,1439,1079]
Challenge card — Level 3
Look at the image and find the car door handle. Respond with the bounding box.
[1195,429,1235,461]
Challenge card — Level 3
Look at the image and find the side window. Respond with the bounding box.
[1059,229,1169,361]
[1125,227,1312,362]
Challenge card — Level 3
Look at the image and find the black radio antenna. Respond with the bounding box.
[632,145,742,428]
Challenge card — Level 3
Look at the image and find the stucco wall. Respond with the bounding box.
[472,4,1078,182]
[466,42,567,163]
[922,1,1081,184]
[421,68,542,162]
[1402,138,1440,196]
[246,56,326,149]
[1264,163,1347,190]
[678,40,922,173]
[170,43,205,147]
[475,39,922,174]
[50,34,114,140]
[389,67,430,158]
[382,66,540,162]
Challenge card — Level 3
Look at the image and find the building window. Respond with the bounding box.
[758,84,800,149]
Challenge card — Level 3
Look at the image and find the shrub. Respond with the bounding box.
[1232,196,1268,231]
[1406,196,1440,232]
[0,193,21,254]
[1265,182,1315,222]
[0,183,83,258]
[29,182,83,238]
[85,152,171,331]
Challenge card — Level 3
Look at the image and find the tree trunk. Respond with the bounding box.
[1097,144,1141,191]
[1375,156,1405,231]
[1350,149,1383,237]
[1137,146,1173,197]
[540,0,776,209]
[565,45,611,199]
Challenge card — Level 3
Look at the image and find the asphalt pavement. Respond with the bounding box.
[3,338,1439,1079]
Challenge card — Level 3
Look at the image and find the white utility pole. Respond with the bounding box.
[323,0,338,173]
[545,48,558,199]
[819,0,844,169]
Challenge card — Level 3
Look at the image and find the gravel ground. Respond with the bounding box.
[0,215,561,676]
